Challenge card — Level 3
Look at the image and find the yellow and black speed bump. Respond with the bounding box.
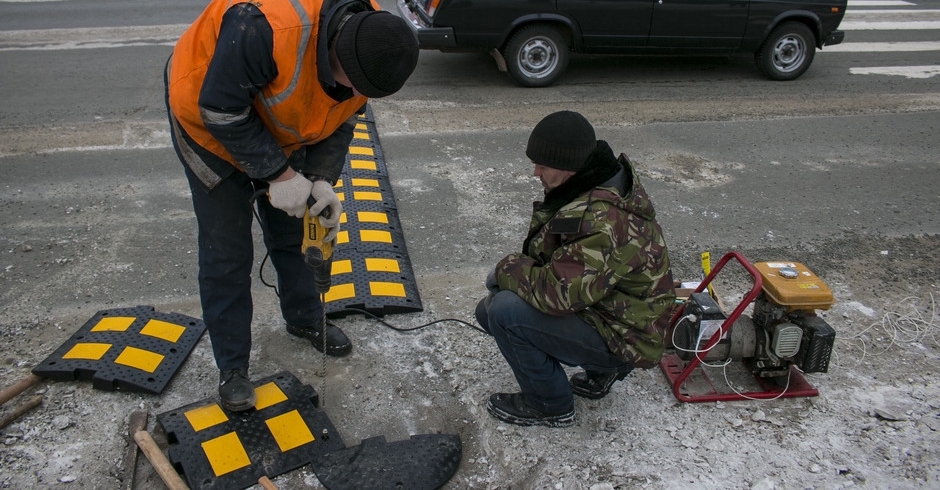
[157,371,345,490]
[324,105,423,317]
[30,305,205,394]
[158,371,462,489]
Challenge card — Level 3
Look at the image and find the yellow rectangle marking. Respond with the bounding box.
[336,191,345,201]
[351,178,379,187]
[266,409,315,452]
[353,191,383,201]
[360,230,392,243]
[357,211,388,224]
[91,316,135,332]
[353,131,370,140]
[332,259,353,275]
[325,283,356,302]
[355,123,367,130]
[349,159,376,170]
[63,342,111,361]
[336,230,350,244]
[254,382,288,410]
[202,432,251,476]
[139,319,185,343]
[365,258,401,273]
[369,282,406,298]
[340,212,347,224]
[114,346,164,373]
[349,146,374,156]
[184,404,228,432]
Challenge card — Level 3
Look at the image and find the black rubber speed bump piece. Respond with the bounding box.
[311,434,462,490]
[31,305,205,394]
[323,250,423,317]
[323,107,423,317]
[157,371,345,490]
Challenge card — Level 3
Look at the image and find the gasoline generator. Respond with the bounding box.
[661,253,836,401]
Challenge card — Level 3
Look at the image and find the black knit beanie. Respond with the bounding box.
[525,111,597,171]
[335,11,419,98]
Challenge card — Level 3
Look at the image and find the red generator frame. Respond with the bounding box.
[659,251,820,402]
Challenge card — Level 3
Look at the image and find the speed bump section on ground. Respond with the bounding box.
[323,250,423,316]
[158,371,345,490]
[31,305,205,394]
[322,108,423,317]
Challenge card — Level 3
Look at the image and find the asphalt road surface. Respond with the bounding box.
[1,0,938,489]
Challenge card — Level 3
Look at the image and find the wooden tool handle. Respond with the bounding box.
[134,430,189,490]
[0,373,42,406]
[258,476,278,489]
[0,395,42,430]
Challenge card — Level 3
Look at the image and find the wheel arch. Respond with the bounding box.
[758,12,824,51]
[498,14,580,52]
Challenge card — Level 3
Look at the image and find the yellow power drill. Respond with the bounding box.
[303,198,334,294]
[250,189,334,294]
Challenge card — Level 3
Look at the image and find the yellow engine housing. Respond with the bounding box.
[754,261,834,312]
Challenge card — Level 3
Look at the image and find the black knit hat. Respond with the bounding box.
[335,11,419,98]
[526,111,597,171]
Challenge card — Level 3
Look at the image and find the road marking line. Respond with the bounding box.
[850,65,940,78]
[826,41,940,52]
[846,9,940,14]
[848,0,915,6]
[840,20,940,29]
[0,25,186,51]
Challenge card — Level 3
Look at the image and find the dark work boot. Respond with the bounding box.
[569,368,632,400]
[219,366,256,412]
[286,318,352,357]
[486,393,575,428]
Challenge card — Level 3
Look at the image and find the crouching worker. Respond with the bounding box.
[476,111,676,427]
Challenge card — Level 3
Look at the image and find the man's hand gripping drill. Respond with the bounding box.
[255,176,342,293]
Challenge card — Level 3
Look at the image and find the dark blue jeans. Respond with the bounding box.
[183,166,324,371]
[476,291,633,413]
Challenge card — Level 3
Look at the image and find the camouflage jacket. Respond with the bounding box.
[495,142,676,367]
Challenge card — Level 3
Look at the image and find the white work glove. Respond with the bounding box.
[268,172,313,218]
[309,179,343,243]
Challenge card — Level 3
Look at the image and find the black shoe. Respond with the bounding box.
[286,319,352,357]
[219,367,256,412]
[569,369,631,400]
[486,393,574,428]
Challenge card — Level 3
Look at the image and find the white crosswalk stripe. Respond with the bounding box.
[840,0,940,78]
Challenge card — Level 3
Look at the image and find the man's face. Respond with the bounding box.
[328,46,362,97]
[533,163,576,193]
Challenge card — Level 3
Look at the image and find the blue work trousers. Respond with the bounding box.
[476,291,632,413]
[183,166,323,371]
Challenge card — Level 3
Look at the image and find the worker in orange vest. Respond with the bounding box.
[165,0,418,411]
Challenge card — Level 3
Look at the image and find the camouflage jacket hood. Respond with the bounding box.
[495,141,676,367]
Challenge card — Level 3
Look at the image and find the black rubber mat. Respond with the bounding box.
[324,106,423,317]
[31,305,205,394]
[157,371,345,490]
[158,371,461,489]
[311,434,462,490]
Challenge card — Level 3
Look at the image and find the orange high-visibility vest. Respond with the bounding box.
[167,0,374,166]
